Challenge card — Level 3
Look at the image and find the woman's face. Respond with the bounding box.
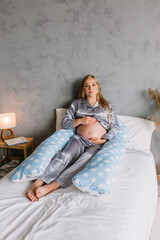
[84,78,99,99]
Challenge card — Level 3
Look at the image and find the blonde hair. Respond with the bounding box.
[78,74,111,124]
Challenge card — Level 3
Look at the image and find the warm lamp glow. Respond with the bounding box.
[0,113,16,140]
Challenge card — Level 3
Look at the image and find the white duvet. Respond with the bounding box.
[0,151,157,240]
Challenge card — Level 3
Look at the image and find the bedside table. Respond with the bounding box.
[0,137,34,161]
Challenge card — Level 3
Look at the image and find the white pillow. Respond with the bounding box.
[56,108,155,154]
[117,115,155,154]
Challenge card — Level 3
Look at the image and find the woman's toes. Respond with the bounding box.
[26,190,38,201]
[35,190,39,198]
[35,186,47,199]
[35,188,42,199]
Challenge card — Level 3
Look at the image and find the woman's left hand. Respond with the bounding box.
[89,137,107,145]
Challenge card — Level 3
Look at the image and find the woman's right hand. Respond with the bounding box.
[80,116,97,125]
[73,116,97,128]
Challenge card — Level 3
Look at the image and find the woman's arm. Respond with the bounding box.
[61,100,77,129]
[102,103,119,140]
[61,100,97,129]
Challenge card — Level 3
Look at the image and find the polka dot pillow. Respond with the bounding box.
[11,129,75,182]
[72,118,128,196]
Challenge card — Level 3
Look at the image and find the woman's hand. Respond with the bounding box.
[73,116,97,128]
[80,116,97,125]
[89,137,107,145]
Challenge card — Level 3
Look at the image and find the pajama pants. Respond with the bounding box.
[38,134,102,188]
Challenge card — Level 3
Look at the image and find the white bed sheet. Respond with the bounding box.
[0,151,157,240]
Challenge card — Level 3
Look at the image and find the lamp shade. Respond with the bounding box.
[0,113,16,129]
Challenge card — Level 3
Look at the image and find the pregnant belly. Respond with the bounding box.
[76,122,107,139]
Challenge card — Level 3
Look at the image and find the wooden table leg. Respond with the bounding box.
[31,143,34,152]
[4,148,8,159]
[24,148,28,159]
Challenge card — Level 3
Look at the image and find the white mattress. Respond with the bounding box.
[0,151,157,240]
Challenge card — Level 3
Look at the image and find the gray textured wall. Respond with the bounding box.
[0,0,160,171]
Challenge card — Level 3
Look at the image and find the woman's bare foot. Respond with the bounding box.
[26,180,44,202]
[35,181,60,199]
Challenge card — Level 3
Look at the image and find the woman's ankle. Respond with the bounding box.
[49,181,60,191]
[31,179,44,188]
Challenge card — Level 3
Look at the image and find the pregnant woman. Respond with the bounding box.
[27,74,119,201]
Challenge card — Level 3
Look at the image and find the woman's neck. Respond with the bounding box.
[87,97,97,106]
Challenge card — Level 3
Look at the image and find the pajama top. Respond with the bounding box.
[61,98,119,140]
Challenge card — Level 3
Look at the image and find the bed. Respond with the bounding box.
[0,114,158,240]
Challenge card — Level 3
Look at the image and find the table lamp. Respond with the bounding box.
[0,113,16,140]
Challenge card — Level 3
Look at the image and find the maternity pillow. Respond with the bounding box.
[11,129,74,182]
[72,118,128,196]
[56,108,155,154]
[11,110,154,184]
